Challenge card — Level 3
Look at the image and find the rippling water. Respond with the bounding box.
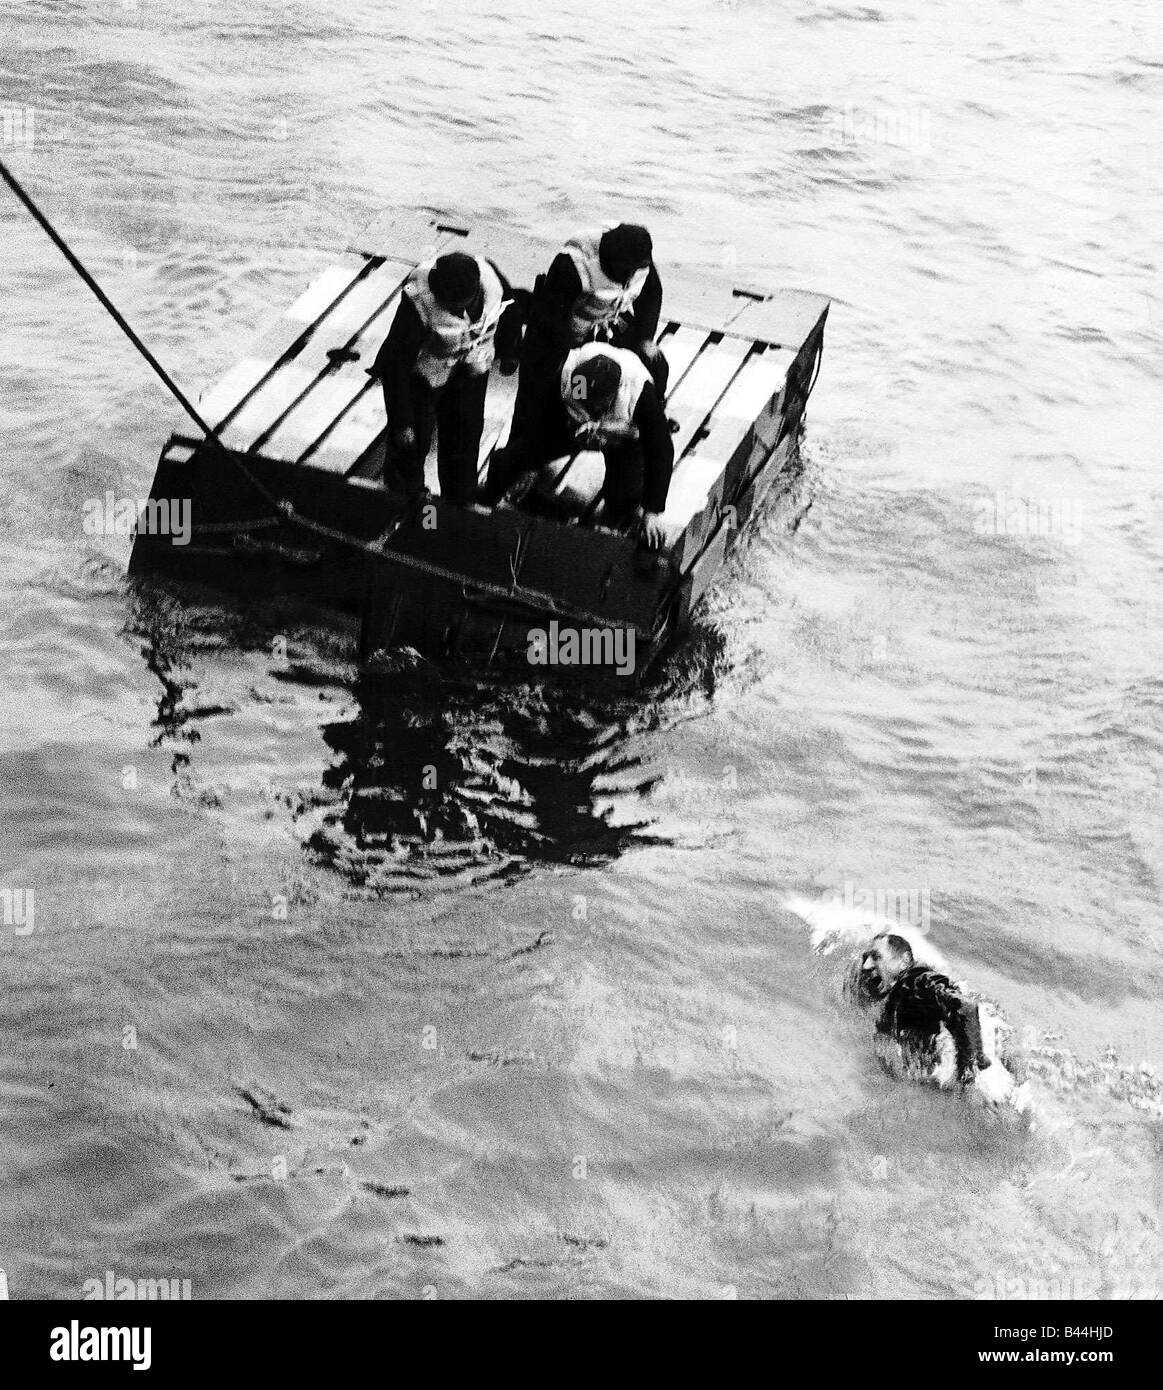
[1,0,1161,1298]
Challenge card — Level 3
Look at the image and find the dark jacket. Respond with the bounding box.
[626,379,673,514]
[877,966,989,1081]
[531,252,663,357]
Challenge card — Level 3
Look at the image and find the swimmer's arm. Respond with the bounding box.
[929,978,990,1082]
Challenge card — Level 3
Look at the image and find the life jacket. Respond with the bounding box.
[406,256,507,388]
[562,229,650,345]
[560,344,649,447]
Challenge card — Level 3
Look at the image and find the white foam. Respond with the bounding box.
[784,893,948,971]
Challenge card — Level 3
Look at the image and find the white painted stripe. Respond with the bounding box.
[665,336,751,458]
[284,261,365,325]
[232,260,414,458]
[660,325,709,392]
[216,365,321,451]
[198,356,274,426]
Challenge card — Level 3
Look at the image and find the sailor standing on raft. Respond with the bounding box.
[371,251,524,506]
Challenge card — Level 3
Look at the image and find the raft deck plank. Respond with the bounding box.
[659,324,709,392]
[308,383,386,473]
[258,265,414,465]
[665,334,752,461]
[219,257,414,460]
[197,255,368,426]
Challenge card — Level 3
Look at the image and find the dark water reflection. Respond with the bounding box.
[128,583,733,893]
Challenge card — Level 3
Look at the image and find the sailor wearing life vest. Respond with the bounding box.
[371,251,523,505]
[483,344,674,548]
[527,223,667,391]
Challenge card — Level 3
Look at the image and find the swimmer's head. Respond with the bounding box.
[859,933,914,999]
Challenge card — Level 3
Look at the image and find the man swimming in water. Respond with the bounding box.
[856,932,992,1086]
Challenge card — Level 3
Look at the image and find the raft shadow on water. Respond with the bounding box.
[124,583,738,894]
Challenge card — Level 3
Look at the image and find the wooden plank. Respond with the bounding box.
[284,262,367,326]
[230,257,414,459]
[306,380,385,473]
[198,356,279,425]
[293,360,511,481]
[664,335,752,460]
[706,348,795,451]
[299,359,514,482]
[658,324,709,394]
[251,255,414,461]
[197,255,368,427]
[731,292,830,350]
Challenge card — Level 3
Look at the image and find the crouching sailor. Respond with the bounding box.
[483,344,673,548]
[857,933,992,1088]
[370,251,523,506]
[502,223,668,456]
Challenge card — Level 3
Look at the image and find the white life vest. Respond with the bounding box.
[560,344,649,446]
[562,228,650,345]
[406,256,507,388]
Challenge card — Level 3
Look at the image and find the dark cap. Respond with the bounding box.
[568,351,622,409]
[599,224,653,279]
[428,252,481,311]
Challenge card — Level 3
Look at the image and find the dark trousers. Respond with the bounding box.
[383,366,489,506]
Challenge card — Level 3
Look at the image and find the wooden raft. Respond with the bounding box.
[188,208,828,596]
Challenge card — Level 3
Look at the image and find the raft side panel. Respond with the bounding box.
[660,348,795,565]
